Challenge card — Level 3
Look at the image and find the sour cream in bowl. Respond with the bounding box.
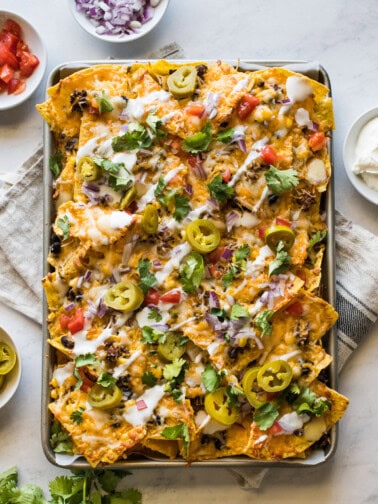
[343,107,378,205]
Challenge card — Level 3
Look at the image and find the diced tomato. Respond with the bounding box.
[0,64,14,83]
[0,31,19,53]
[170,137,184,156]
[236,94,260,120]
[0,43,19,70]
[3,19,22,38]
[144,288,160,306]
[187,155,200,168]
[186,103,205,116]
[308,131,327,151]
[222,167,232,183]
[208,247,226,263]
[208,263,222,279]
[67,308,85,334]
[19,51,39,77]
[59,314,72,330]
[275,217,292,228]
[285,301,303,316]
[8,78,25,95]
[160,290,181,304]
[260,145,278,165]
[125,200,138,214]
[258,226,267,239]
[77,368,95,392]
[267,421,283,436]
[16,39,29,58]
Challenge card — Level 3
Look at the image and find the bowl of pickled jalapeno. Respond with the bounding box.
[0,327,22,409]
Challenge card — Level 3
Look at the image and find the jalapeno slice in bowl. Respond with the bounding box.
[264,225,295,251]
[141,204,159,235]
[0,341,17,375]
[257,360,293,392]
[77,156,101,181]
[104,281,144,312]
[204,387,239,426]
[167,66,197,99]
[88,383,122,409]
[158,333,187,362]
[186,219,221,254]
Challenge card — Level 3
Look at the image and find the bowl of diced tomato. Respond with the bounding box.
[0,11,46,110]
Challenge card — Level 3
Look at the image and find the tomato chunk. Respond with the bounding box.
[237,94,259,120]
[267,421,283,436]
[0,63,14,83]
[0,31,19,53]
[144,288,160,306]
[308,131,327,151]
[260,145,278,165]
[3,19,21,38]
[67,309,85,334]
[160,290,181,304]
[275,217,292,228]
[7,77,25,95]
[0,44,19,70]
[19,51,39,77]
[222,167,232,183]
[186,103,205,116]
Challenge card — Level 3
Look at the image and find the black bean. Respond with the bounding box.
[50,241,61,255]
[61,336,74,349]
[268,194,279,205]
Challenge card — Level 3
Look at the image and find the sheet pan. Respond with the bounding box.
[41,60,337,469]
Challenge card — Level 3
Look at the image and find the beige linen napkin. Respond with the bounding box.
[1,48,378,489]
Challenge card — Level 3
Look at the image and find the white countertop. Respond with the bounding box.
[1,0,378,502]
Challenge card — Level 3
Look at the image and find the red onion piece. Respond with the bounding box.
[136,399,148,411]
[64,303,75,311]
[185,183,193,195]
[189,155,207,180]
[83,270,92,281]
[237,139,247,153]
[221,248,233,260]
[208,291,220,309]
[226,211,239,232]
[280,98,291,104]
[97,298,107,318]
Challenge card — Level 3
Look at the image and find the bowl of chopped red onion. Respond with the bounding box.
[68,0,170,43]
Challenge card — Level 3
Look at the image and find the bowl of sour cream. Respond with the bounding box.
[343,107,378,205]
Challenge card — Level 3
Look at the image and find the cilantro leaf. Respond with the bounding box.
[201,364,220,392]
[137,258,158,294]
[226,385,244,407]
[216,127,235,143]
[97,470,127,493]
[142,371,157,387]
[154,175,166,200]
[96,90,114,114]
[287,385,331,416]
[97,372,116,388]
[49,151,63,178]
[163,358,187,381]
[265,165,299,195]
[141,326,165,345]
[268,240,291,276]
[70,407,85,425]
[207,174,235,203]
[94,159,133,192]
[148,307,162,322]
[75,353,97,368]
[221,264,238,288]
[49,421,73,454]
[254,309,274,336]
[230,303,249,320]
[49,474,84,503]
[173,193,190,221]
[161,423,190,454]
[179,251,205,293]
[234,244,250,262]
[113,488,143,504]
[146,111,167,138]
[253,402,279,430]
[112,123,152,151]
[57,215,70,240]
[182,122,212,153]
[308,229,327,252]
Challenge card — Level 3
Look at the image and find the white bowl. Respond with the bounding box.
[343,107,378,205]
[0,10,47,111]
[68,0,170,43]
[0,327,22,409]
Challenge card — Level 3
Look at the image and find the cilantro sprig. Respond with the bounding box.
[207,174,235,203]
[161,423,190,454]
[57,215,70,240]
[265,165,299,194]
[182,122,212,153]
[137,258,158,295]
[221,244,250,288]
[308,229,327,252]
[179,251,205,293]
[254,310,274,336]
[49,151,63,178]
[112,123,153,151]
[96,90,114,114]
[268,240,291,277]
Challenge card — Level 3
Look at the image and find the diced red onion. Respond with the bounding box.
[226,211,239,232]
[136,399,148,411]
[280,98,291,104]
[97,297,107,318]
[64,303,75,311]
[208,291,220,309]
[189,156,207,180]
[75,0,155,37]
[185,183,193,195]
[151,323,169,332]
[204,92,220,119]
[310,121,319,131]
[237,139,247,153]
[152,259,162,269]
[221,248,233,260]
[205,312,223,331]
[206,198,219,211]
[83,270,92,281]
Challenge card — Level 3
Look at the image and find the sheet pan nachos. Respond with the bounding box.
[37,60,348,467]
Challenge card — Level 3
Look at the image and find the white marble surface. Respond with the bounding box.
[1,0,378,502]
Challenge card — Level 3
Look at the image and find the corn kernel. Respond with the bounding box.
[254,105,273,122]
[238,337,248,348]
